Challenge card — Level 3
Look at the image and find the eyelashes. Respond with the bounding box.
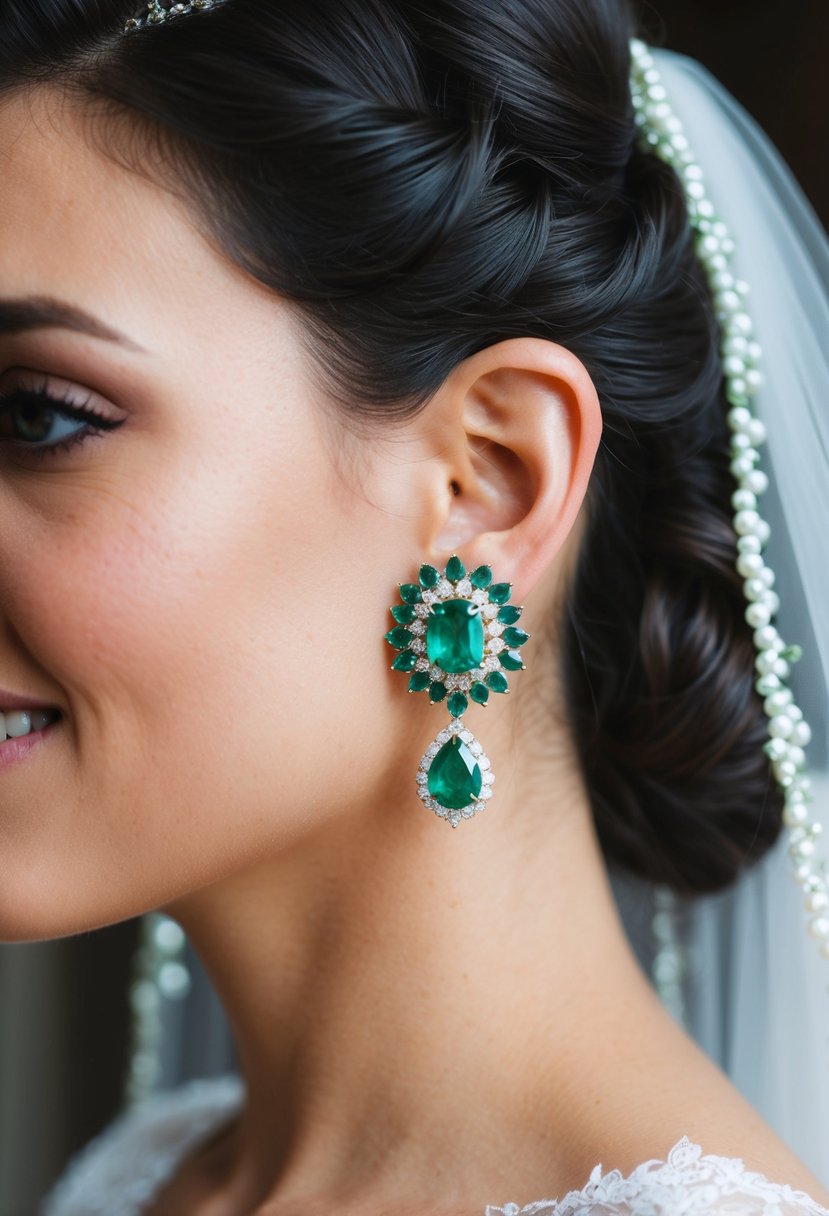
[0,384,125,460]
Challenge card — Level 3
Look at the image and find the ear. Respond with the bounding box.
[418,337,603,603]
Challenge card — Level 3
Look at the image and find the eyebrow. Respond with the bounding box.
[0,296,146,352]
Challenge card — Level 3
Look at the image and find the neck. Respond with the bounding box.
[163,712,664,1213]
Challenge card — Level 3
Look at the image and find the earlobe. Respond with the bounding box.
[425,337,603,602]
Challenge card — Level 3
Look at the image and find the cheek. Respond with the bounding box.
[0,415,401,937]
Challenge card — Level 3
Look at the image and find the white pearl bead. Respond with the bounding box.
[784,802,809,826]
[748,418,767,445]
[730,456,755,478]
[764,689,793,714]
[734,508,760,534]
[727,405,752,430]
[805,893,829,916]
[808,916,829,940]
[768,713,794,738]
[774,759,798,782]
[787,746,806,769]
[746,601,772,628]
[732,489,757,511]
[791,721,812,748]
[737,553,764,578]
[739,534,763,555]
[745,469,768,494]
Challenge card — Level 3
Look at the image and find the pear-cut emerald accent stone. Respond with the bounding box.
[427,736,482,809]
[447,691,468,718]
[385,626,413,649]
[391,604,416,625]
[497,605,521,625]
[500,649,524,672]
[445,554,466,582]
[502,626,529,648]
[419,563,440,589]
[485,670,509,693]
[488,582,512,604]
[392,650,418,672]
[429,681,447,702]
[470,565,493,589]
[399,583,423,604]
[470,681,490,705]
[426,599,484,672]
[408,671,431,692]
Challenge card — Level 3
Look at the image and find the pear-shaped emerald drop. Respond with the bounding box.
[427,736,482,809]
[426,599,484,672]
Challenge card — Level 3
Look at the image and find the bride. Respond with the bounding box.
[1,0,828,1213]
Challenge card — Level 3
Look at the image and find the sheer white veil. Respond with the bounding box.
[125,39,829,1188]
[638,46,829,1185]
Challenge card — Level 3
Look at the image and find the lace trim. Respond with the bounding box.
[40,1075,829,1216]
[485,1135,829,1216]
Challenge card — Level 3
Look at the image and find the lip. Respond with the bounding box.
[0,716,61,771]
[0,689,59,712]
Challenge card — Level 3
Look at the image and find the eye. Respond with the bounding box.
[0,376,124,460]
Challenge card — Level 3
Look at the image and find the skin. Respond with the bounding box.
[1,89,827,1216]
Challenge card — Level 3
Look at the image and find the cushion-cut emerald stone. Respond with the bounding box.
[426,599,484,673]
[447,691,468,718]
[485,670,509,693]
[500,649,524,671]
[427,736,482,809]
[470,565,492,589]
[446,555,466,581]
[408,671,431,692]
[502,626,529,648]
[470,681,489,705]
[419,563,440,588]
[488,582,512,604]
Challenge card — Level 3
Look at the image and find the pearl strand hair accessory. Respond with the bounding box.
[628,38,829,998]
[124,0,226,34]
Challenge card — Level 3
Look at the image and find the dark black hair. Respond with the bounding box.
[0,0,784,894]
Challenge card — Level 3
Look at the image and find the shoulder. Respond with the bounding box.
[39,1073,244,1216]
[484,1136,829,1216]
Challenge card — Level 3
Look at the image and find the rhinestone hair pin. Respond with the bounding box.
[124,0,226,33]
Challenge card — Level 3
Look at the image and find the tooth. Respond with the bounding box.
[4,711,32,738]
[30,710,53,731]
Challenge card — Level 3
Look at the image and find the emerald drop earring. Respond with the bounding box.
[385,555,530,828]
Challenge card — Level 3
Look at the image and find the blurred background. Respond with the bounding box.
[1,1,827,1213]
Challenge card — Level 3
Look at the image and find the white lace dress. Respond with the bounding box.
[38,1073,829,1216]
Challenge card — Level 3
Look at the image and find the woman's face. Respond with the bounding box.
[0,90,447,940]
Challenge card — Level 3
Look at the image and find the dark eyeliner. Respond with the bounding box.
[0,386,124,459]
